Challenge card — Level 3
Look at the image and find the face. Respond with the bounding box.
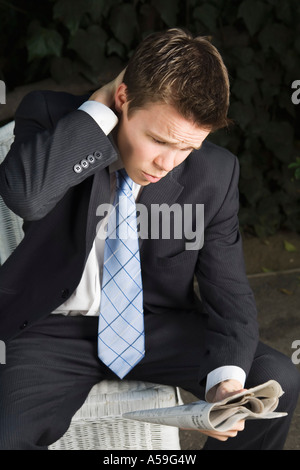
[114,84,210,185]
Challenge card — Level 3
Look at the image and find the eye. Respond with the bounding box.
[152,137,166,145]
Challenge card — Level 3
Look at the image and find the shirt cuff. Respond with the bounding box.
[78,100,118,136]
[205,366,246,399]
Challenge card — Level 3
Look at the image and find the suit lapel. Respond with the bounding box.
[138,169,184,249]
[139,170,183,207]
[85,167,111,257]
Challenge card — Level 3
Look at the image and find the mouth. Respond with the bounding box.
[142,171,164,183]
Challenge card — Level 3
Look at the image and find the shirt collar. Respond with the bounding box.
[108,135,124,174]
[107,135,142,199]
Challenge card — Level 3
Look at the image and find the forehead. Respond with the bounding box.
[130,102,210,147]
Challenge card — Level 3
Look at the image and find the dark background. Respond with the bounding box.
[0,0,299,237]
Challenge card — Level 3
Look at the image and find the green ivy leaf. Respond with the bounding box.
[101,0,122,18]
[275,2,292,24]
[27,22,63,62]
[258,23,290,55]
[68,25,107,69]
[263,122,294,161]
[193,4,219,33]
[53,0,87,35]
[279,288,293,295]
[238,0,269,35]
[151,0,179,27]
[236,63,263,82]
[283,240,297,252]
[239,153,256,180]
[288,157,300,169]
[232,80,259,109]
[50,56,81,82]
[230,47,254,65]
[86,0,106,22]
[106,37,126,59]
[240,177,266,205]
[109,4,138,48]
[229,102,255,130]
[254,224,269,238]
[262,267,273,273]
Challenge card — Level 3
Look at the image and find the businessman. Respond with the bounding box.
[0,28,299,450]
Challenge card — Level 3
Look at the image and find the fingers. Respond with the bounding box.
[89,68,127,108]
[211,380,246,403]
[181,420,245,442]
[235,420,245,431]
[115,68,126,83]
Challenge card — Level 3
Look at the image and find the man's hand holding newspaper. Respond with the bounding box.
[192,378,246,442]
[123,380,287,442]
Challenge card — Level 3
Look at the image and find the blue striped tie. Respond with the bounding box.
[98,169,145,378]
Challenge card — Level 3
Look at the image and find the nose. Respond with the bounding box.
[153,149,177,173]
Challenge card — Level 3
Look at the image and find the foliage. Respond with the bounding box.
[289,157,300,180]
[0,0,300,236]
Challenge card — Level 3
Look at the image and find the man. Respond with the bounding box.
[0,28,299,450]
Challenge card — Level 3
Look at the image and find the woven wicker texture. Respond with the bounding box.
[49,381,182,450]
[0,121,24,264]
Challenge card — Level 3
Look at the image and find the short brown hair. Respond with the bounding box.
[123,28,230,132]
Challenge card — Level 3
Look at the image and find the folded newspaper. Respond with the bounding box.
[123,380,287,432]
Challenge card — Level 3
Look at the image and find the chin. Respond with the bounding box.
[130,171,150,186]
[134,177,150,186]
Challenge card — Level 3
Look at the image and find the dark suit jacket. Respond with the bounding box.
[0,90,259,384]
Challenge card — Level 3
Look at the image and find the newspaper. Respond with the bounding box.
[123,380,287,432]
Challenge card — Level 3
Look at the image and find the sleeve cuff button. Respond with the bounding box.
[73,163,83,173]
[93,151,102,160]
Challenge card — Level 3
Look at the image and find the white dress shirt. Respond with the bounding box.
[52,99,246,396]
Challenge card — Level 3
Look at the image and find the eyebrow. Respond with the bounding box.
[150,132,201,151]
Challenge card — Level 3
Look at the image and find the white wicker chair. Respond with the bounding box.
[0,120,182,450]
[49,381,182,450]
[0,121,24,264]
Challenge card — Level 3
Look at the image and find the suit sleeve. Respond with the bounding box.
[0,91,118,221]
[195,156,259,383]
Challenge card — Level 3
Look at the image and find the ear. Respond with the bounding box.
[114,83,128,113]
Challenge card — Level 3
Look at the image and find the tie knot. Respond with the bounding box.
[116,169,133,194]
